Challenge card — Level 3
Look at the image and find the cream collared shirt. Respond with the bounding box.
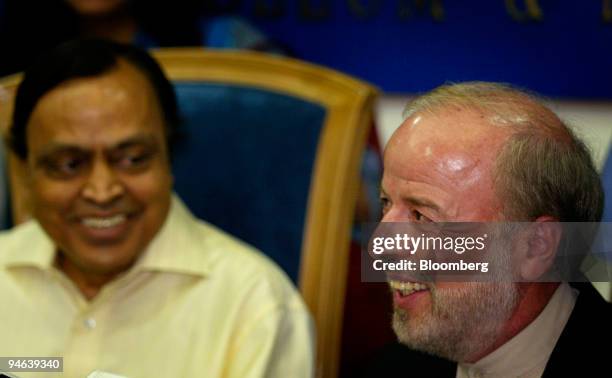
[456,283,577,378]
[0,196,314,378]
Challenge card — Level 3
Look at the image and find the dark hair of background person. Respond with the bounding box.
[8,38,180,160]
[0,0,204,76]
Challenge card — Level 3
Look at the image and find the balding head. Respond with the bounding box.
[382,82,604,362]
[384,105,512,222]
[390,81,603,223]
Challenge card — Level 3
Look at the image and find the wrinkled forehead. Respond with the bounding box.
[384,108,513,179]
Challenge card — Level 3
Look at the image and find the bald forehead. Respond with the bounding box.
[382,106,512,221]
[388,107,512,159]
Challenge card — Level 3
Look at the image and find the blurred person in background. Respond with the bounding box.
[0,0,284,76]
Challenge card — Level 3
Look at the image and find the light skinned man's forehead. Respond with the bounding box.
[387,107,514,171]
[382,107,511,221]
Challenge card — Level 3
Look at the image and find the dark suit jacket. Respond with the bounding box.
[359,283,611,377]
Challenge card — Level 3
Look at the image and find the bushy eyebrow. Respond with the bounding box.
[34,134,158,159]
[379,186,442,214]
[408,196,441,213]
[35,145,87,165]
[112,135,157,151]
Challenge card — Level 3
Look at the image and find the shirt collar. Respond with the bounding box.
[132,195,213,277]
[457,282,577,378]
[2,221,56,270]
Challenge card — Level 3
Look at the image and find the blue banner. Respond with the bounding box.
[236,0,612,97]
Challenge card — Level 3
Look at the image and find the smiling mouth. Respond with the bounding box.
[81,214,127,229]
[389,280,429,297]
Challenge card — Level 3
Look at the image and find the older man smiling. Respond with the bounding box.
[366,82,611,378]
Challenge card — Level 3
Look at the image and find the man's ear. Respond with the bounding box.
[519,216,562,281]
[11,155,34,223]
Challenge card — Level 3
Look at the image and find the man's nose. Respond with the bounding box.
[81,160,124,204]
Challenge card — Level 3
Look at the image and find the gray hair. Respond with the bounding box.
[402,81,604,223]
[401,82,604,277]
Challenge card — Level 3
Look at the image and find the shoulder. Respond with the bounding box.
[201,16,265,48]
[188,217,306,310]
[563,282,611,337]
[543,282,611,376]
[359,342,456,378]
[0,221,46,264]
[200,15,288,54]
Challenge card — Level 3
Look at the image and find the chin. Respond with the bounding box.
[63,239,145,276]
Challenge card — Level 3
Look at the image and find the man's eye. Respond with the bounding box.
[413,210,432,223]
[116,151,153,170]
[44,157,86,178]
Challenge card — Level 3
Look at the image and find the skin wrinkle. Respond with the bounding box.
[385,85,601,367]
[382,106,531,362]
[384,109,509,223]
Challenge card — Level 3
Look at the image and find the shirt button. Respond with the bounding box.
[84,317,97,329]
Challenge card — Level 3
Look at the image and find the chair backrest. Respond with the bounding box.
[599,149,612,300]
[602,150,612,223]
[0,49,378,377]
[0,73,22,227]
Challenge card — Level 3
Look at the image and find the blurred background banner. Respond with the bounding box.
[0,1,610,98]
[231,0,612,98]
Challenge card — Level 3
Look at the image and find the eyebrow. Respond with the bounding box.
[407,196,441,213]
[379,186,442,214]
[35,134,158,158]
[35,145,86,164]
[113,135,158,150]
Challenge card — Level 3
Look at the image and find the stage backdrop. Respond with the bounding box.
[233,0,612,98]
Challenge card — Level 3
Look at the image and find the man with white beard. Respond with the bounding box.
[366,82,611,377]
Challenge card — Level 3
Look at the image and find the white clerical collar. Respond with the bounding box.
[456,283,577,378]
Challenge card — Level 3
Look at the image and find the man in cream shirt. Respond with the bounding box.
[0,39,313,378]
[368,82,611,377]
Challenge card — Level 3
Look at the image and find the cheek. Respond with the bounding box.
[123,172,172,240]
[455,188,504,221]
[29,177,82,214]
[122,169,173,204]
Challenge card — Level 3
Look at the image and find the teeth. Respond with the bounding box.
[389,280,428,296]
[82,214,127,229]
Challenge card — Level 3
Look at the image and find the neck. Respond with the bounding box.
[79,8,137,44]
[56,252,119,300]
[465,282,560,363]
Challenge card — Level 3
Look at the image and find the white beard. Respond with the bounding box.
[392,226,520,361]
